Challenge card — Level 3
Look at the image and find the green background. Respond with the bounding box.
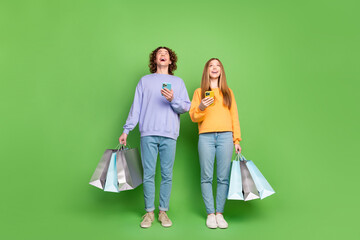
[1,0,359,239]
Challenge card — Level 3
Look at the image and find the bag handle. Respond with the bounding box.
[237,153,247,161]
[115,143,130,151]
[233,153,242,161]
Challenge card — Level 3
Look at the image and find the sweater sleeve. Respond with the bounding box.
[170,80,191,114]
[189,89,206,122]
[230,89,241,144]
[123,79,143,134]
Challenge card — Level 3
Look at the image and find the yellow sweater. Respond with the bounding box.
[189,88,241,144]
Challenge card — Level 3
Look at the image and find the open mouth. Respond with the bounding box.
[160,57,166,62]
[211,71,218,74]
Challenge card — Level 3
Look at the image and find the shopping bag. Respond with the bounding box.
[89,149,113,189]
[116,146,143,191]
[104,152,119,192]
[242,154,275,199]
[240,159,260,201]
[227,155,244,200]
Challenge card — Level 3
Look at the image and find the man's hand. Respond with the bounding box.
[161,88,174,102]
[199,97,214,111]
[119,133,128,146]
[235,144,241,154]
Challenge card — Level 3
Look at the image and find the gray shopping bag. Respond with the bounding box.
[240,160,260,201]
[89,149,114,189]
[116,147,143,191]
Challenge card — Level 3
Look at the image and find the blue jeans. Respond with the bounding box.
[198,132,233,214]
[140,136,177,212]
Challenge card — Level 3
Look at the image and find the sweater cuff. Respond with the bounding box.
[123,129,130,135]
[234,139,241,145]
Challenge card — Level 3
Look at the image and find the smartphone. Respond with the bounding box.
[162,82,172,91]
[162,83,172,96]
[205,91,214,106]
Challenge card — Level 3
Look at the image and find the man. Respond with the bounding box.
[119,46,191,228]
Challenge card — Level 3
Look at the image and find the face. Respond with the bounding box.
[155,48,172,66]
[208,60,221,79]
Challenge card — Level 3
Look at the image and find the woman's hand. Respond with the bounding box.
[199,97,214,111]
[235,144,241,153]
[161,88,174,102]
[119,133,128,146]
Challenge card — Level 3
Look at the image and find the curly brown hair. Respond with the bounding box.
[149,46,178,75]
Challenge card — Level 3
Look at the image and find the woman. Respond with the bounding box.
[190,58,241,229]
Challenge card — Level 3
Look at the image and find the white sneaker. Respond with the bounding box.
[140,212,154,228]
[216,214,228,229]
[206,214,217,229]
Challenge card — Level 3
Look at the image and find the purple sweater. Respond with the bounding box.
[123,73,191,140]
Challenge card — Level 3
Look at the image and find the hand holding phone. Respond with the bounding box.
[199,91,215,111]
[161,82,174,102]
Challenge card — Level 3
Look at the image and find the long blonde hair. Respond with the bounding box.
[201,58,232,109]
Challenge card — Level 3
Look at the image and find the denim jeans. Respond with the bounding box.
[140,136,177,212]
[198,132,233,214]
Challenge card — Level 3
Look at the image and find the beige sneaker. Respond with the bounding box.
[216,214,228,229]
[140,212,154,228]
[206,214,217,229]
[158,211,172,227]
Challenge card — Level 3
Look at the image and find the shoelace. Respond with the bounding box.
[142,213,153,222]
[159,212,170,221]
